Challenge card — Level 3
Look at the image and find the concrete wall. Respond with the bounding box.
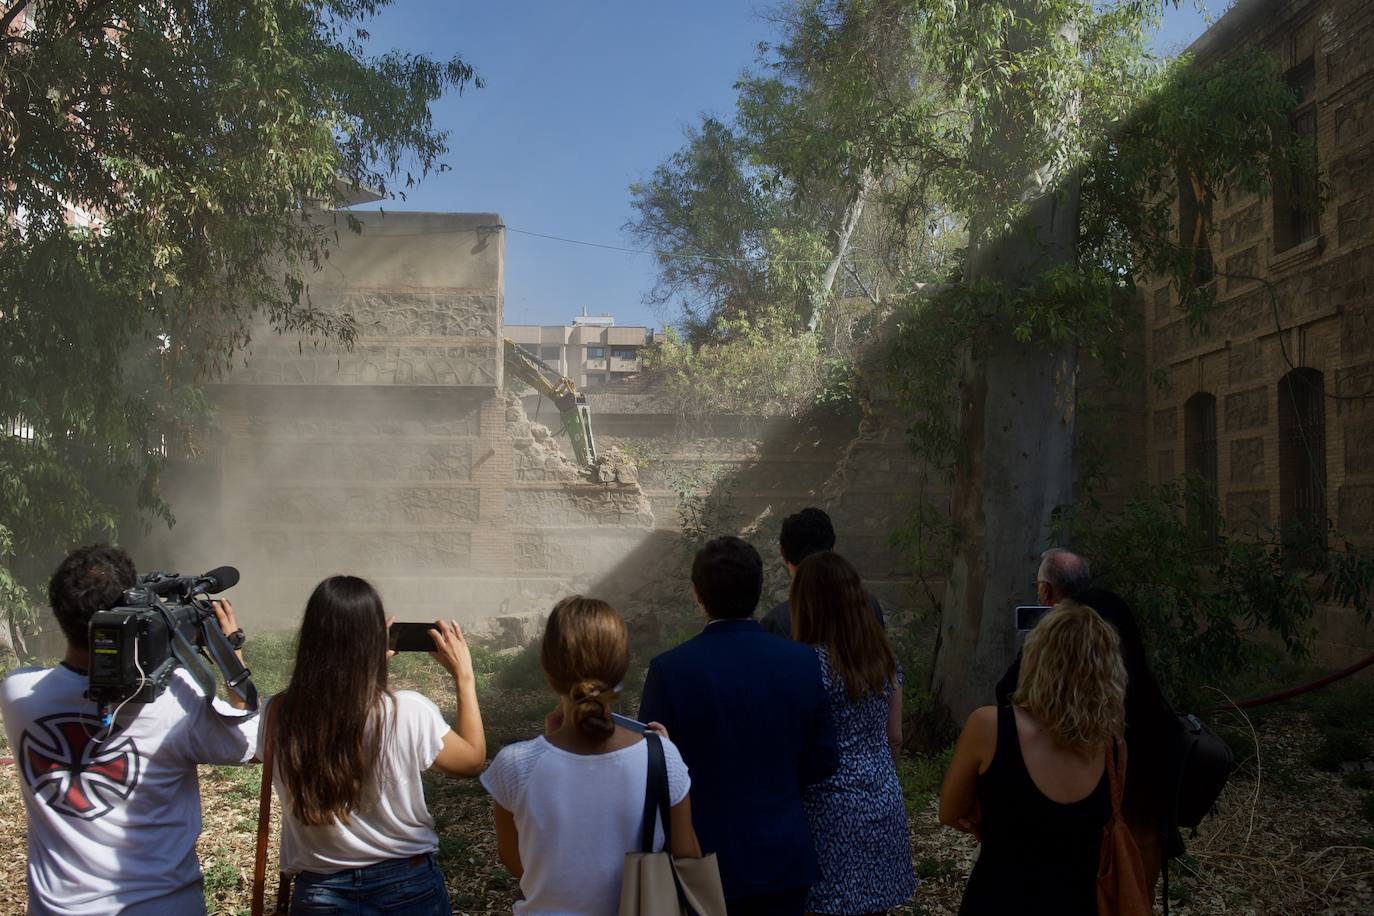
[137,213,656,637]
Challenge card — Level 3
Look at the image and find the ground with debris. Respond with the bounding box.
[0,644,1370,915]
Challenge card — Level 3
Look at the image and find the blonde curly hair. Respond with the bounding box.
[1012,600,1127,753]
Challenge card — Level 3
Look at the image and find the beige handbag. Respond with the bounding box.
[619,733,727,916]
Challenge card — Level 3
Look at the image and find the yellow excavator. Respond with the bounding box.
[503,338,598,467]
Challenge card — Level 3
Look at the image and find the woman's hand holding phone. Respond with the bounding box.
[428,619,475,686]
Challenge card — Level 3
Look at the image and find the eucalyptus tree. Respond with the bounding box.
[890,0,1299,719]
[628,0,946,342]
[637,0,1307,719]
[0,0,479,645]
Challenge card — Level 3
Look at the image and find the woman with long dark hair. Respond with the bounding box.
[940,600,1127,915]
[481,596,703,913]
[264,575,486,914]
[790,552,915,915]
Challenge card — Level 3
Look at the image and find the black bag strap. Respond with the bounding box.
[636,733,696,915]
[638,732,672,853]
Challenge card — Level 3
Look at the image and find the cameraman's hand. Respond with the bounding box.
[428,619,475,686]
[211,600,249,710]
[212,599,241,641]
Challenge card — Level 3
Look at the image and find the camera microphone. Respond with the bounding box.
[144,566,240,599]
[190,566,240,597]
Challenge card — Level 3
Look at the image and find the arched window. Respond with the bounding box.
[1183,392,1219,544]
[1278,368,1327,557]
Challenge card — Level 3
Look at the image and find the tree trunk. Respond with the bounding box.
[931,13,1082,724]
[809,172,873,332]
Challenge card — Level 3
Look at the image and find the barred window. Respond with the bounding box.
[1184,392,1219,545]
[1278,368,1327,558]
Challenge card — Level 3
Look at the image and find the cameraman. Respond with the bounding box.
[0,544,260,916]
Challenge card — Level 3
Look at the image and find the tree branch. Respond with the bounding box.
[845,259,882,307]
[0,0,32,37]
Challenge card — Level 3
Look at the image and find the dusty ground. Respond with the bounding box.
[0,650,1370,915]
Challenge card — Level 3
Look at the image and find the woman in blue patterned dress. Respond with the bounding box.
[791,551,916,915]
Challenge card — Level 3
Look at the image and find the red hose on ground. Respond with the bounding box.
[1212,650,1374,714]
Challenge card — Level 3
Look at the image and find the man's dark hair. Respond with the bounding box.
[48,544,137,647]
[779,507,836,567]
[691,536,763,620]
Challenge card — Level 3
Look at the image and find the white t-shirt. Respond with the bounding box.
[0,664,259,916]
[258,690,451,874]
[481,735,691,916]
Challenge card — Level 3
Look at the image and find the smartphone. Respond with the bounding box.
[389,622,439,652]
[611,712,649,734]
[1015,605,1053,631]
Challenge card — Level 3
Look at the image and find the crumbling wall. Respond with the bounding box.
[134,212,656,638]
[535,394,931,630]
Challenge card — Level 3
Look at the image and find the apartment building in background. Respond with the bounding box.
[505,310,654,389]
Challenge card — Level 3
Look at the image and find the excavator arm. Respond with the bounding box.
[503,338,598,467]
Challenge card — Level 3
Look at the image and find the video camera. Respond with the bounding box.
[87,566,259,713]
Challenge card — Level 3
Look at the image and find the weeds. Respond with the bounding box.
[897,746,954,816]
[201,856,241,903]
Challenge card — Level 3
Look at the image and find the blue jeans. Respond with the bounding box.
[289,852,451,915]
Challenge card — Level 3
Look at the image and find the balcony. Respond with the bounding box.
[606,326,648,346]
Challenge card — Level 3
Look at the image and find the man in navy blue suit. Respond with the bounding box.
[639,536,839,915]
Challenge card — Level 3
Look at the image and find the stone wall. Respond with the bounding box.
[136,213,656,638]
[1141,0,1374,665]
[527,393,935,627]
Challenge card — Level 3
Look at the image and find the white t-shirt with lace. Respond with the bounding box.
[258,690,451,874]
[481,734,691,915]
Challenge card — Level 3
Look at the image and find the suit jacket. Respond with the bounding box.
[759,591,887,639]
[638,618,839,900]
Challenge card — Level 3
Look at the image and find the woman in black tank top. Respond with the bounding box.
[938,601,1128,915]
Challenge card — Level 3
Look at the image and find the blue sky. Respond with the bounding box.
[356,1,1229,330]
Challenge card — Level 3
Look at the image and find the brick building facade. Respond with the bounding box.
[1143,0,1374,663]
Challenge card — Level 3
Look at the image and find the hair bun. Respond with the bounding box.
[570,679,605,703]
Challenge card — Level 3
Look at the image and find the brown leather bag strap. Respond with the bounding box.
[1107,737,1128,818]
[251,700,276,916]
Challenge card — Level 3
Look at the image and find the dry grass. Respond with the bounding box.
[0,656,1370,914]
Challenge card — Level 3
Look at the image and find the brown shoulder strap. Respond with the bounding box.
[1107,737,1128,818]
[251,700,276,916]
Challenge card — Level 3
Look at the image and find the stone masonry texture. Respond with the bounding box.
[1139,0,1374,666]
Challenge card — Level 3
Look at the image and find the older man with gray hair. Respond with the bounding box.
[1033,547,1091,607]
[997,547,1092,708]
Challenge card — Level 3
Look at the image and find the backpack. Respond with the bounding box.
[1161,711,1234,915]
[1164,710,1234,850]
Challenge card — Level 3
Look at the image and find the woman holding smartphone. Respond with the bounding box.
[481,595,703,914]
[263,575,486,914]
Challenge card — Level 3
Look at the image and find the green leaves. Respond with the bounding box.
[0,0,478,642]
[1055,479,1374,704]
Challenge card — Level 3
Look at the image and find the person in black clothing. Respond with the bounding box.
[996,579,1175,892]
[639,536,840,914]
[760,507,885,638]
[941,601,1128,915]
